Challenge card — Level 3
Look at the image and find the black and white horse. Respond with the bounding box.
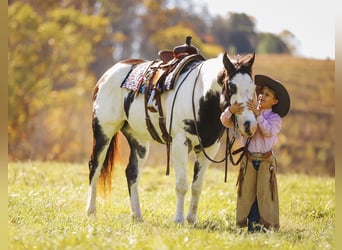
[86,52,257,224]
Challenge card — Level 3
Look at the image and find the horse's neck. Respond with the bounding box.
[199,58,222,94]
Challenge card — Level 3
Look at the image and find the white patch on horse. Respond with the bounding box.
[230,73,257,137]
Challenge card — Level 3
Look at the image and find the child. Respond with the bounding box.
[220,74,290,232]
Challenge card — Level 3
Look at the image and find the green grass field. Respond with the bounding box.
[8,162,334,249]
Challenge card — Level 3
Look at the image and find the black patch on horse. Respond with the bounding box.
[124,90,135,118]
[121,123,147,196]
[88,116,109,183]
[183,90,225,150]
[193,161,201,183]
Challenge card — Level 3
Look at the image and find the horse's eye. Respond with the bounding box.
[229,83,237,95]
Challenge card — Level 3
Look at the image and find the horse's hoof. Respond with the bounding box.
[132,215,144,223]
[86,208,96,218]
[134,218,144,223]
[174,216,185,225]
[186,215,197,225]
[87,213,96,219]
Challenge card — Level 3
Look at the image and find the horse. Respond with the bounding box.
[86,51,257,224]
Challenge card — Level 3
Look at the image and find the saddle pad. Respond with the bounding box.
[121,61,150,92]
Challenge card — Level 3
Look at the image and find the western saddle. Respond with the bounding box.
[146,36,201,111]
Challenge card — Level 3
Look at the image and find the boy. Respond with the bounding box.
[220,74,290,232]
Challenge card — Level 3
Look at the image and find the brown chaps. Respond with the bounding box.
[236,154,280,230]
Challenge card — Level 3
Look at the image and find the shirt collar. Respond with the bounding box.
[261,108,273,115]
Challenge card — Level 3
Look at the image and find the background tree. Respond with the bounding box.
[279,29,302,56]
[85,0,141,77]
[256,32,290,54]
[9,3,51,159]
[9,0,311,165]
[152,25,223,58]
[138,0,170,59]
[211,12,257,54]
[8,2,108,160]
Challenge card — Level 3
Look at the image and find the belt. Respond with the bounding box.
[247,150,273,161]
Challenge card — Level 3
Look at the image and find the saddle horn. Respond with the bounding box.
[173,36,199,56]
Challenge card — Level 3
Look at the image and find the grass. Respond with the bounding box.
[8,162,335,249]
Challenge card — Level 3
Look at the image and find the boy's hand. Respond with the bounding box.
[247,99,260,117]
[229,101,244,115]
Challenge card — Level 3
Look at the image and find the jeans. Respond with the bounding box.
[248,160,261,232]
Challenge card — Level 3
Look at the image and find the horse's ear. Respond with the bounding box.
[245,53,255,67]
[223,52,236,76]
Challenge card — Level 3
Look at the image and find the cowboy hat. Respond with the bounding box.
[255,74,290,117]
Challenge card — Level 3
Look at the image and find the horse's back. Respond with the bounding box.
[93,61,134,132]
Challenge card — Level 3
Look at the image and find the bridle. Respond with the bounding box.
[191,65,252,182]
[222,76,252,181]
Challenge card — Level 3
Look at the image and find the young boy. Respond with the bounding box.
[220,74,290,232]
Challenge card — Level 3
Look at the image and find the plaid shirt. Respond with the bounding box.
[221,108,282,153]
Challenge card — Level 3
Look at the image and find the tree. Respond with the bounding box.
[152,25,222,58]
[87,0,142,76]
[8,3,49,158]
[279,30,302,56]
[8,2,108,160]
[256,32,290,55]
[211,12,257,54]
[8,0,299,162]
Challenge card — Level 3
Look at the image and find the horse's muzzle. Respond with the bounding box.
[239,119,257,137]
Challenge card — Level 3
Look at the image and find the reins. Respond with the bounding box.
[227,117,252,164]
[166,61,204,175]
[168,62,201,140]
[168,60,251,182]
[190,64,251,182]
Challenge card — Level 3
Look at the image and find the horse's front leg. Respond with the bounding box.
[187,141,220,224]
[122,130,150,222]
[172,134,190,224]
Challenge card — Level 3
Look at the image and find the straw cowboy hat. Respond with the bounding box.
[255,74,290,117]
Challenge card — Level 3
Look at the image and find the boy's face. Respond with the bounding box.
[258,86,278,110]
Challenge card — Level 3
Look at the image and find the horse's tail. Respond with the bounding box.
[98,133,120,197]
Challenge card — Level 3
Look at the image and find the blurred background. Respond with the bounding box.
[8,0,334,176]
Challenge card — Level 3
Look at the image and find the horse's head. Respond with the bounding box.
[218,52,257,137]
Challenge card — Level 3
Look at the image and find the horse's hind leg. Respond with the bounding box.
[86,117,119,217]
[187,141,220,224]
[121,127,150,222]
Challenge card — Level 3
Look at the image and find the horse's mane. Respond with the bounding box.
[227,53,254,74]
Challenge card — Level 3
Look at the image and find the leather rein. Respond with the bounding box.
[190,63,251,182]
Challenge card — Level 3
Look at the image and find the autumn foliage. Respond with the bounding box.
[8,1,334,176]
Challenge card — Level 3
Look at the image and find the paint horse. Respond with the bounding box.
[86,52,257,224]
